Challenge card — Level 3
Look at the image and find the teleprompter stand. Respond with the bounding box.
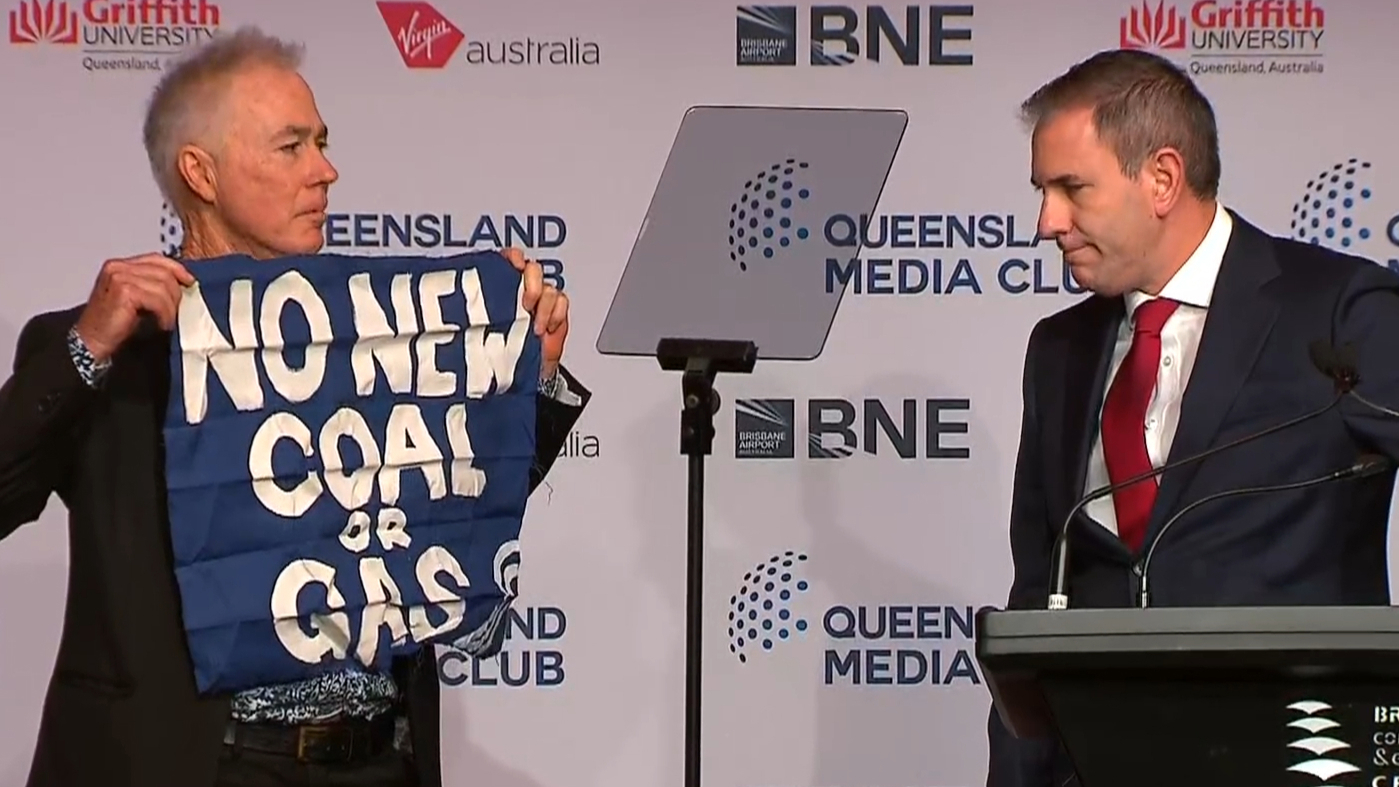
[594,107,909,786]
[656,337,758,787]
[976,605,1399,787]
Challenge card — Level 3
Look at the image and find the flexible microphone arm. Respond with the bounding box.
[1046,391,1344,609]
[1137,453,1392,608]
[1048,338,1392,611]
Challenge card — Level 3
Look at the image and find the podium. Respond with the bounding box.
[976,606,1399,787]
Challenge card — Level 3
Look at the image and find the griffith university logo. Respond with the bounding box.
[9,0,78,44]
[728,158,813,272]
[1120,1,1187,50]
[1118,0,1327,75]
[726,550,811,663]
[1285,700,1358,783]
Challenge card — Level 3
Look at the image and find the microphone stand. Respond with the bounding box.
[655,338,757,787]
[1136,455,1390,607]
[1045,392,1344,610]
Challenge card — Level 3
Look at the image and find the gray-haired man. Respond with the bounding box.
[1,26,588,787]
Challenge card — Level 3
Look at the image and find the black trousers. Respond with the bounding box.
[214,745,419,786]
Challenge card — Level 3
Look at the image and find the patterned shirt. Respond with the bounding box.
[66,326,579,723]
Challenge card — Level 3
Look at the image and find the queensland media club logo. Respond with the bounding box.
[160,202,183,256]
[729,158,812,271]
[1289,158,1399,273]
[735,4,974,66]
[733,396,971,460]
[436,604,569,689]
[725,155,1075,298]
[158,203,573,294]
[9,0,223,71]
[1285,700,1358,783]
[377,0,599,70]
[1118,0,1325,76]
[727,550,984,688]
[728,551,811,664]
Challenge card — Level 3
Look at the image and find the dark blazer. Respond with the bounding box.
[986,212,1399,787]
[0,304,590,787]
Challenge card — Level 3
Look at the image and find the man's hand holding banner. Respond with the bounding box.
[162,250,540,695]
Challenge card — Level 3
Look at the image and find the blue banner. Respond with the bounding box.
[163,251,540,695]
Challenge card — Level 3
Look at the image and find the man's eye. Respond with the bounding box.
[281,142,300,153]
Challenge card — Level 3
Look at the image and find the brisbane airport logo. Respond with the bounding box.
[436,604,570,688]
[1119,0,1326,76]
[376,1,600,70]
[726,550,989,689]
[160,202,572,292]
[732,396,971,461]
[724,161,1085,298]
[1288,158,1399,274]
[8,0,223,72]
[735,4,973,67]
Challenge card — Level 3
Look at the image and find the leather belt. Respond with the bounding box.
[224,713,397,764]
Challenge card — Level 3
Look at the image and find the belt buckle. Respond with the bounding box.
[295,724,336,762]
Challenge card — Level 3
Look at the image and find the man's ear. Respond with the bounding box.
[176,144,218,205]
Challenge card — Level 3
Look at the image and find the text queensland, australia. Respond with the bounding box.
[176,262,531,667]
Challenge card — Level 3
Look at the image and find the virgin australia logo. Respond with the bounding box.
[1286,700,1359,783]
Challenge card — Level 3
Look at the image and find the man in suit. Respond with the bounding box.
[987,48,1399,787]
[0,26,590,787]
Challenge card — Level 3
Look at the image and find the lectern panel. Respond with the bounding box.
[1043,675,1399,787]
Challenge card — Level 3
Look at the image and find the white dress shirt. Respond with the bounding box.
[1082,202,1234,535]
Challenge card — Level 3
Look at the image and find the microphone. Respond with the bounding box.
[1136,453,1392,608]
[1309,339,1399,418]
[1046,391,1345,610]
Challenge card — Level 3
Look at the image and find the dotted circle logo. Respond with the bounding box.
[728,159,812,271]
[160,202,184,257]
[1291,159,1374,249]
[728,550,809,663]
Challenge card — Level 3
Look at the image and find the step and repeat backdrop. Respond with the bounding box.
[1,0,1397,785]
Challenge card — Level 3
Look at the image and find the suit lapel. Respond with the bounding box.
[1054,295,1129,555]
[1145,215,1281,541]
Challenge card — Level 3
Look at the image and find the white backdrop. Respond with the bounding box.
[2,0,1398,785]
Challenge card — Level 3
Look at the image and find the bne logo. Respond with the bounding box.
[159,205,569,291]
[727,552,986,688]
[735,4,973,66]
[436,605,567,688]
[1284,700,1358,783]
[729,158,813,272]
[1289,158,1399,273]
[732,397,971,460]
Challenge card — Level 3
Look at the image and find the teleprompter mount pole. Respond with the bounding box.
[655,337,758,787]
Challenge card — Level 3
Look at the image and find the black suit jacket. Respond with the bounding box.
[0,304,590,787]
[986,213,1399,787]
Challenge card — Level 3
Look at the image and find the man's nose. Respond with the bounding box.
[1037,195,1070,240]
[314,149,339,186]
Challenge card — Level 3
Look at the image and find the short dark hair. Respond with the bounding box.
[1020,49,1221,199]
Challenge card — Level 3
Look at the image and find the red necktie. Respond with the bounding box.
[1101,298,1179,552]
